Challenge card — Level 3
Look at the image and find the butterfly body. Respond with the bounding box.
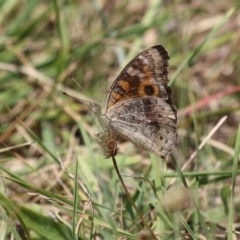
[94,45,177,158]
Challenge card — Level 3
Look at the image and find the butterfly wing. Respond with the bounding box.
[106,96,177,158]
[102,45,174,112]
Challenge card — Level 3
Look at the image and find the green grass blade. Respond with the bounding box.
[227,122,240,239]
[72,156,78,240]
[170,8,235,85]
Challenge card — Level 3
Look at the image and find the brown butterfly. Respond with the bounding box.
[92,45,177,158]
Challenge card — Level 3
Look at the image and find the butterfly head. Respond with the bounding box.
[90,102,101,116]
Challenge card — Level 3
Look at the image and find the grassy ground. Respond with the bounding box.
[0,0,240,239]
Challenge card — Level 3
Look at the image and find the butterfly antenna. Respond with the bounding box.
[62,91,94,106]
[68,74,86,92]
[63,74,96,106]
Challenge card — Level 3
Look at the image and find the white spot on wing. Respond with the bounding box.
[127,66,140,76]
[138,55,149,64]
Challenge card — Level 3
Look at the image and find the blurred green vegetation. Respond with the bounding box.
[0,0,240,239]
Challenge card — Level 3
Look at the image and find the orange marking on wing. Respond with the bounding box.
[136,66,160,96]
[118,80,130,92]
[108,80,129,108]
[138,78,159,97]
[142,66,152,77]
[112,92,121,101]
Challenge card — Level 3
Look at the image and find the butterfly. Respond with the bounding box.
[92,45,177,158]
